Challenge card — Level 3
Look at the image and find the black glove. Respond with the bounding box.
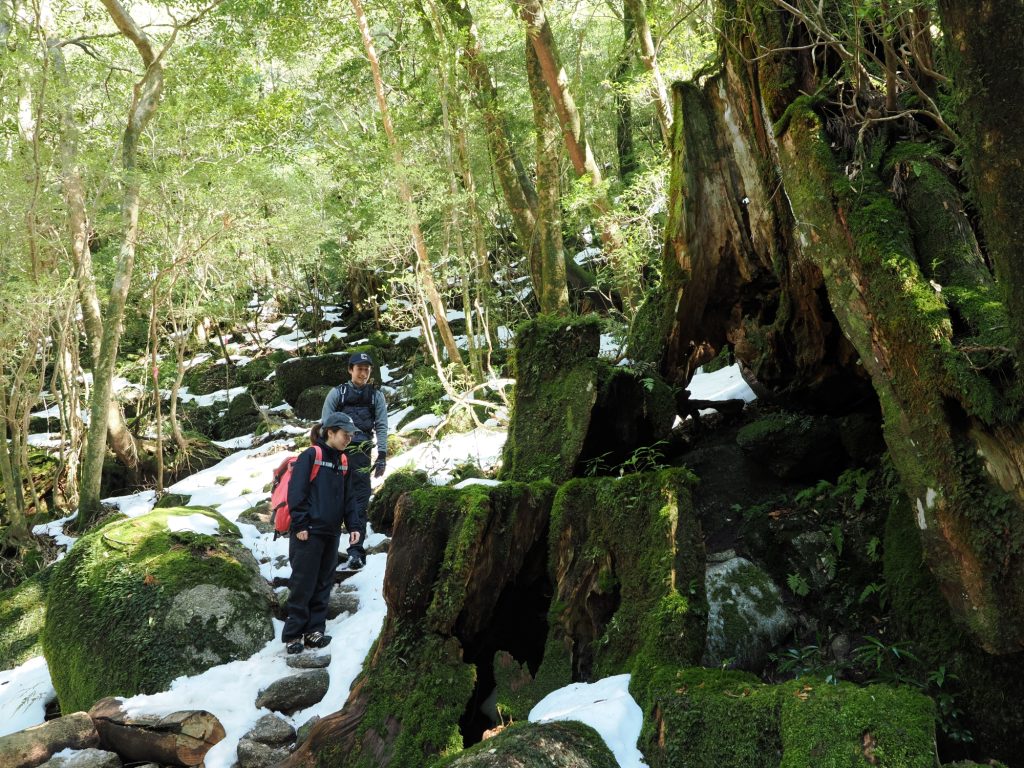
[374,453,387,478]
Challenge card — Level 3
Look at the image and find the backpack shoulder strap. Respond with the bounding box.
[309,444,324,482]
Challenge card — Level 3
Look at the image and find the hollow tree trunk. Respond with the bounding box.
[936,0,1024,360]
[664,0,1024,652]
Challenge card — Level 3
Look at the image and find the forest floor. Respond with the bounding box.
[0,310,754,767]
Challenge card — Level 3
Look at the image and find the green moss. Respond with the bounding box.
[779,678,935,768]
[638,667,781,768]
[547,469,705,701]
[638,668,935,768]
[367,468,431,534]
[319,630,474,768]
[778,104,1024,651]
[154,492,191,509]
[434,720,619,767]
[42,507,273,712]
[500,315,602,484]
[218,392,262,439]
[494,635,573,723]
[885,500,1024,761]
[0,572,48,670]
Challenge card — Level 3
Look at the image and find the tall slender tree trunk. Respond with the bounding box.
[614,12,636,179]
[49,33,140,477]
[515,0,629,304]
[526,43,569,314]
[440,0,539,254]
[623,0,672,147]
[351,0,462,366]
[79,0,165,524]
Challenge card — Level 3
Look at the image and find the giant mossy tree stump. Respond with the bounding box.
[42,507,275,712]
[499,315,602,484]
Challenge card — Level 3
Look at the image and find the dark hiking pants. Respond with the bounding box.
[346,442,372,559]
[283,532,339,641]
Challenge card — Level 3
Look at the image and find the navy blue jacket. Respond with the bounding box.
[286,440,357,536]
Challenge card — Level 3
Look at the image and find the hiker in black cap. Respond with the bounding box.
[282,412,360,654]
[321,351,388,569]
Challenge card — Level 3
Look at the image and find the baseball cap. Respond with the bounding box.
[349,351,374,366]
[322,412,357,432]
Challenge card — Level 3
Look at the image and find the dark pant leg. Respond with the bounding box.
[346,443,372,558]
[307,533,340,635]
[283,534,330,641]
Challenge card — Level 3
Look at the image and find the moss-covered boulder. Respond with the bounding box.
[275,348,380,407]
[366,469,431,536]
[0,572,48,670]
[500,315,602,484]
[295,385,333,421]
[435,721,618,767]
[42,507,274,712]
[495,469,706,724]
[639,668,936,768]
[701,554,793,671]
[736,411,846,480]
[218,392,262,439]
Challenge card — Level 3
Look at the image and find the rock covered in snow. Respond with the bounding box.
[38,748,122,768]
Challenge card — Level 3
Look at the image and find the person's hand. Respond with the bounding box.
[373,453,387,478]
[349,530,361,546]
[296,530,309,541]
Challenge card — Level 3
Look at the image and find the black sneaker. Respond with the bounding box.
[348,554,365,570]
[285,639,304,655]
[304,631,332,649]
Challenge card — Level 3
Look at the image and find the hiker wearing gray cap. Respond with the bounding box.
[282,416,359,654]
[321,350,388,569]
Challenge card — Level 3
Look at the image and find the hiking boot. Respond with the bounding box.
[285,639,304,655]
[304,631,332,649]
[348,554,365,570]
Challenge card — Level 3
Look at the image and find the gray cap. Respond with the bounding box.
[322,412,356,433]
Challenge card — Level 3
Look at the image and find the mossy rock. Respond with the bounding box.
[233,355,277,386]
[218,392,262,440]
[154,493,191,509]
[500,315,602,484]
[275,348,380,406]
[237,500,272,534]
[639,667,936,768]
[778,677,936,767]
[295,386,333,421]
[0,572,48,670]
[701,554,793,672]
[366,469,431,536]
[42,507,275,712]
[180,402,220,440]
[736,412,846,480]
[248,378,282,407]
[435,720,619,767]
[639,667,781,768]
[182,357,233,396]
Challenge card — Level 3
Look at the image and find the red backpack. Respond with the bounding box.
[270,446,348,538]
